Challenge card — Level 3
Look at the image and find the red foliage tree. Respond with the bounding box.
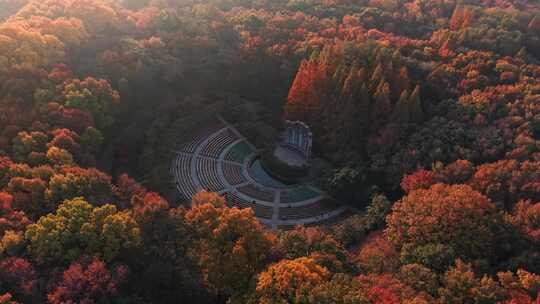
[355,232,399,274]
[48,128,81,158]
[0,192,30,235]
[469,160,540,206]
[131,192,169,222]
[284,57,332,121]
[400,169,441,193]
[508,200,540,243]
[439,160,475,184]
[47,259,127,304]
[356,273,417,303]
[0,157,13,188]
[0,257,36,301]
[6,177,46,218]
[44,103,95,134]
[113,173,146,209]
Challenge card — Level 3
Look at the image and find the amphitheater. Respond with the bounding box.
[171,118,350,229]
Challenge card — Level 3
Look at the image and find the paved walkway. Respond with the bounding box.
[277,206,349,226]
[271,190,281,230]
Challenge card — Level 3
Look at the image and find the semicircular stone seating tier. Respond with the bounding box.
[171,118,349,230]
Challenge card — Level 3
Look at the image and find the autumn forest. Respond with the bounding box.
[1,0,540,303]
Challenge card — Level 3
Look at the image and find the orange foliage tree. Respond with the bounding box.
[185,191,274,298]
[386,183,509,270]
[254,257,331,304]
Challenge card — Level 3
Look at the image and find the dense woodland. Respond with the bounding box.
[1,0,540,303]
